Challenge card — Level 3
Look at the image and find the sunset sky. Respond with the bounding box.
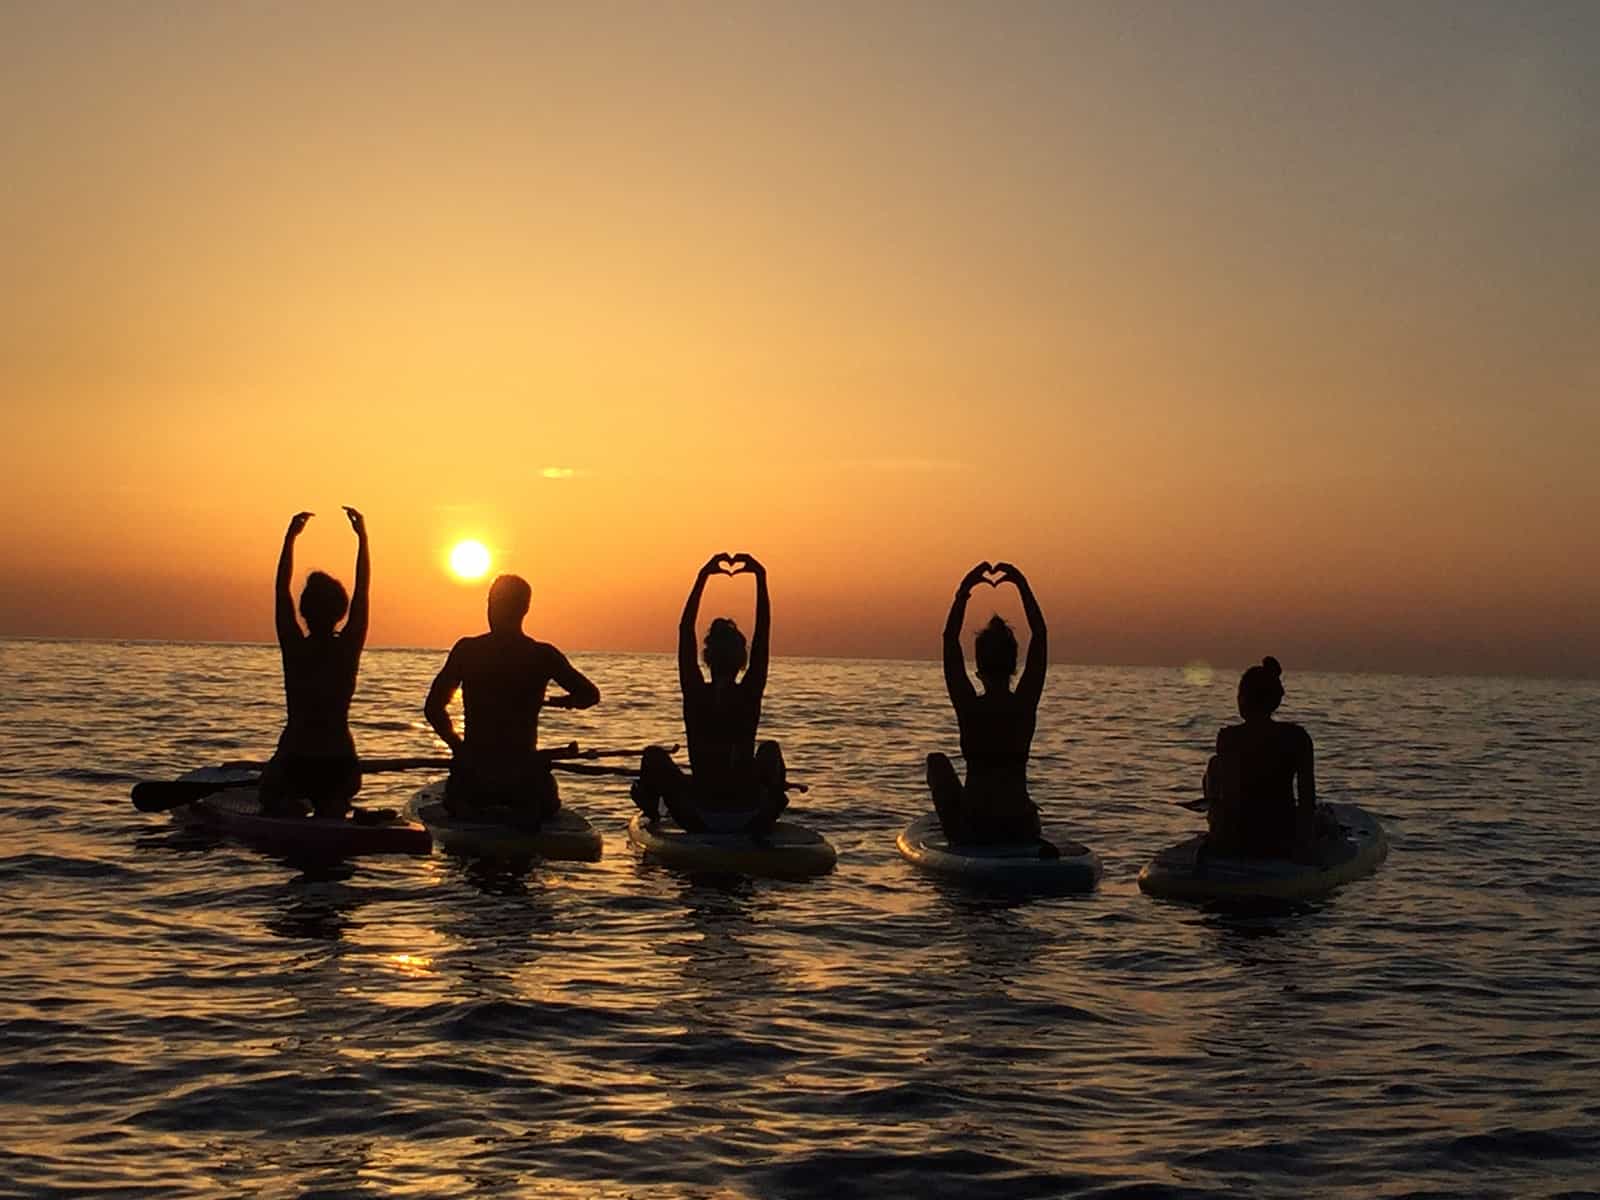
[3,2,1596,676]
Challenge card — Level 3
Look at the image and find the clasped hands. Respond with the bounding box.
[700,551,765,579]
[960,560,1027,592]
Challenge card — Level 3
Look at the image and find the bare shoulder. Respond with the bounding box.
[1281,721,1314,749]
[447,634,493,666]
[525,637,572,672]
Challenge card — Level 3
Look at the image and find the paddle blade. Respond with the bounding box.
[131,776,257,812]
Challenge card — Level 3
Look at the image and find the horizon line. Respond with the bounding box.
[2,633,1595,686]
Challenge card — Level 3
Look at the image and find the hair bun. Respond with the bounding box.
[1262,655,1282,677]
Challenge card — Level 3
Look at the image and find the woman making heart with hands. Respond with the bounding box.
[928,560,1056,855]
[632,552,789,835]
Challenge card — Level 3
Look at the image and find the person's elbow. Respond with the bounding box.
[574,683,601,709]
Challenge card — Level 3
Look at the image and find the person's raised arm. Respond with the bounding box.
[1295,728,1317,812]
[423,642,467,753]
[996,562,1047,703]
[342,506,370,649]
[679,554,724,692]
[735,553,770,695]
[546,648,601,710]
[275,512,312,647]
[943,562,989,705]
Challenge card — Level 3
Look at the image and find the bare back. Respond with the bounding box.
[277,633,361,758]
[448,633,571,758]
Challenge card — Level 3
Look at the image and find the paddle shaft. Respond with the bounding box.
[217,742,665,772]
[133,742,673,812]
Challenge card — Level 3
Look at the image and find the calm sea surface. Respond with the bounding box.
[2,639,1598,1198]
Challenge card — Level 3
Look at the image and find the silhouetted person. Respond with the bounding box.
[259,507,370,818]
[1202,656,1317,858]
[424,573,600,827]
[928,561,1051,850]
[631,553,788,834]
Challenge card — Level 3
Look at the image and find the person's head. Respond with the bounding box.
[1237,656,1285,719]
[487,574,532,634]
[703,616,748,682]
[299,571,348,635]
[974,615,1018,686]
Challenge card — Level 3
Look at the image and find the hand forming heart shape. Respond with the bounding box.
[981,568,1006,587]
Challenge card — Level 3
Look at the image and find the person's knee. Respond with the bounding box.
[756,740,785,778]
[641,745,674,777]
[538,774,560,818]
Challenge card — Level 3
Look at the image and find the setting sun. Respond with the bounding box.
[448,540,491,582]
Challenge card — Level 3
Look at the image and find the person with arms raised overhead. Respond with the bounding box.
[259,507,370,818]
[424,574,600,828]
[928,561,1056,855]
[631,552,788,835]
[1202,657,1317,858]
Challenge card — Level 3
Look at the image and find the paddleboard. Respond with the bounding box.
[1138,801,1387,902]
[896,813,1102,891]
[625,812,836,880]
[170,767,432,856]
[410,781,603,861]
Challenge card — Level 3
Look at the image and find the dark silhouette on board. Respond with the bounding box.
[424,574,601,827]
[631,553,789,835]
[259,507,370,817]
[1202,657,1318,858]
[928,561,1057,855]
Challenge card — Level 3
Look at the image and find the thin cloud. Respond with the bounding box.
[836,458,975,474]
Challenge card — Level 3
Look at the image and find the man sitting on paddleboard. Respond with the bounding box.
[1202,657,1318,858]
[631,552,789,835]
[424,574,600,827]
[259,507,370,818]
[928,561,1055,854]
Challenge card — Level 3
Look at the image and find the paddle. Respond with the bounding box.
[132,743,672,813]
[549,762,639,778]
[213,743,651,772]
[132,760,450,813]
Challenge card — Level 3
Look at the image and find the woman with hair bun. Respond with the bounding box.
[926,561,1052,853]
[631,552,788,834]
[1203,657,1317,858]
[258,507,370,817]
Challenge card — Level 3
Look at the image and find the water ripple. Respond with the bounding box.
[1,640,1598,1197]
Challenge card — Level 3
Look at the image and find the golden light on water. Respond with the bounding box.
[448,540,491,582]
[1182,661,1214,686]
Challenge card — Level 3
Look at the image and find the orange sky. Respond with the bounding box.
[2,4,1597,676]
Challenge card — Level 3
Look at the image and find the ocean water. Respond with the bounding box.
[2,638,1599,1199]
